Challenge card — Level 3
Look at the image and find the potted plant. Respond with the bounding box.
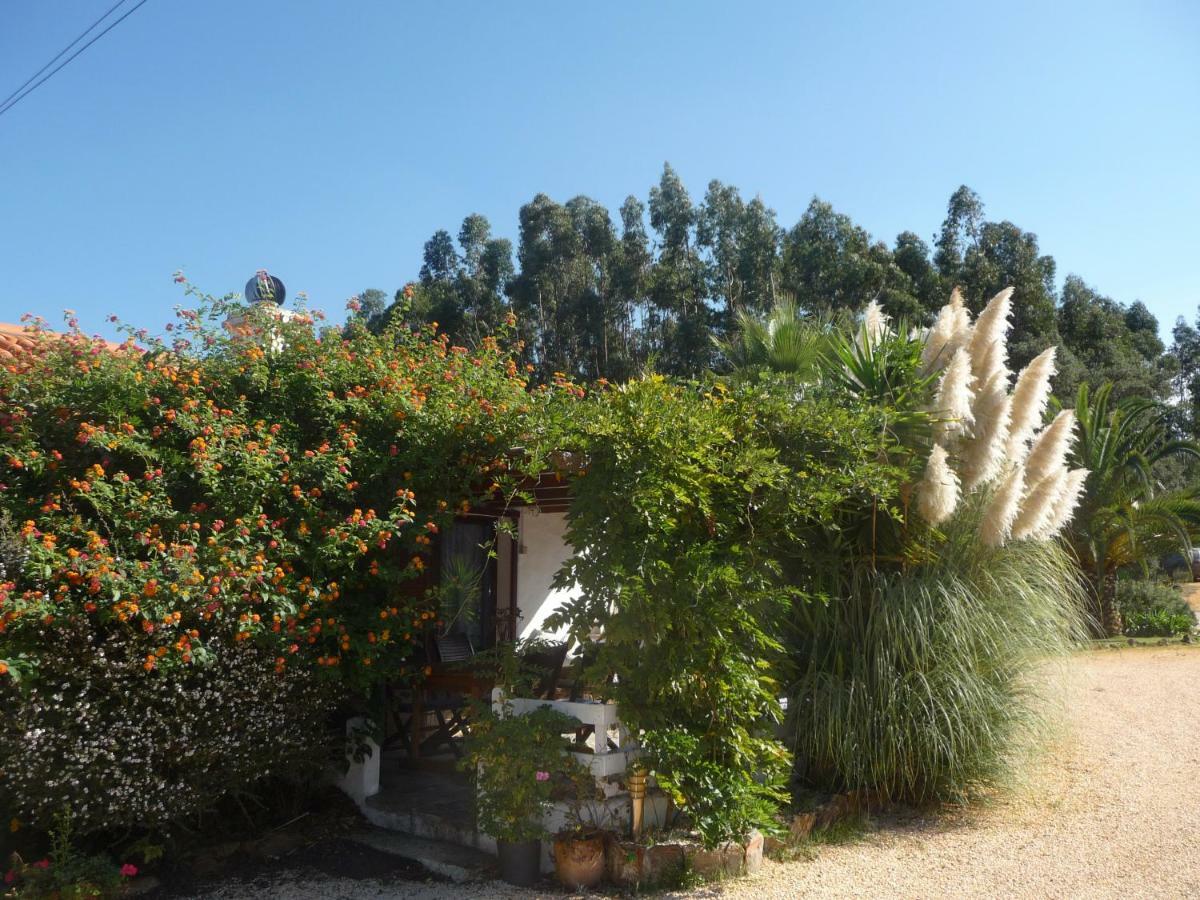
[552,766,617,889]
[461,702,578,886]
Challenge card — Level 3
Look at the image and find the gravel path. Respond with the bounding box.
[187,646,1200,899]
[702,645,1200,900]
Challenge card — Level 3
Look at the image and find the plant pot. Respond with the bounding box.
[553,832,606,889]
[496,839,541,886]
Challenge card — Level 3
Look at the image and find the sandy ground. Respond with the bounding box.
[187,646,1200,900]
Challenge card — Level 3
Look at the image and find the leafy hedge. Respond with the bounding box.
[1116,580,1196,637]
[547,374,904,845]
[0,288,550,835]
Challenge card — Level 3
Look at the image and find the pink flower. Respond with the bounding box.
[120,863,138,877]
[535,770,550,782]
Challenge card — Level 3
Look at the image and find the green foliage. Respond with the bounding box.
[0,287,547,837]
[717,296,834,379]
[1055,277,1169,404]
[641,730,783,848]
[1115,580,1196,637]
[1123,609,1193,637]
[788,500,1087,802]
[546,374,902,845]
[381,170,1181,407]
[4,811,134,898]
[460,703,580,844]
[1065,383,1200,632]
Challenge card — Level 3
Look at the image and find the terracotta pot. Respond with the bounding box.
[553,832,606,889]
[496,839,541,886]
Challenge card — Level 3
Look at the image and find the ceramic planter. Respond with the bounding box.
[553,832,606,889]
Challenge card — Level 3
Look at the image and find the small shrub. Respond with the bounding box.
[460,703,580,844]
[3,811,138,899]
[1115,580,1196,636]
[1123,609,1194,637]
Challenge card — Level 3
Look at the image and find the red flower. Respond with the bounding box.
[120,863,138,877]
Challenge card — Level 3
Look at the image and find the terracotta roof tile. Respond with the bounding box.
[0,323,124,364]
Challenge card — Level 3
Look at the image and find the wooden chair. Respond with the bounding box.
[519,640,568,699]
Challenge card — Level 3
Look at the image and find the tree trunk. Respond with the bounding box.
[1099,571,1123,638]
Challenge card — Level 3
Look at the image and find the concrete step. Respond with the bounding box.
[348,829,497,883]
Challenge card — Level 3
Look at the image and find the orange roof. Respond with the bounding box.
[0,323,124,363]
[0,323,42,362]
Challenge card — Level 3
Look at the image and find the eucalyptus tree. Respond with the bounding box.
[696,180,783,331]
[647,163,712,373]
[779,199,923,322]
[1055,276,1169,404]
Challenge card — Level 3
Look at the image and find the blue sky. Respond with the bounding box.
[1,0,1197,340]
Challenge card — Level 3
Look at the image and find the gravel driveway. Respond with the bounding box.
[187,646,1200,900]
[704,645,1200,900]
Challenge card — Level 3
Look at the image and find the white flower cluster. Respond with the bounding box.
[914,288,1089,546]
[0,622,337,835]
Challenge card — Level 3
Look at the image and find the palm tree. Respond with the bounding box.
[1065,383,1200,635]
[717,295,834,380]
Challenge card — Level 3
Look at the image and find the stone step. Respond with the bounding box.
[348,829,497,883]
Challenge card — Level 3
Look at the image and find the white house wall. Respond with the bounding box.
[516,509,579,641]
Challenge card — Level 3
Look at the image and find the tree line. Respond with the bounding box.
[351,163,1199,439]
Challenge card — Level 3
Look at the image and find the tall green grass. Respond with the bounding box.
[787,499,1088,803]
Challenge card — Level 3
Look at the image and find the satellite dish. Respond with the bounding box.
[245,270,286,306]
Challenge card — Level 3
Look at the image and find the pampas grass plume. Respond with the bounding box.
[922,288,972,372]
[1042,468,1091,537]
[1025,410,1077,484]
[1011,467,1067,541]
[966,288,1013,382]
[917,444,960,526]
[932,347,976,444]
[980,463,1025,548]
[861,299,890,348]
[1007,348,1057,460]
[961,372,1012,490]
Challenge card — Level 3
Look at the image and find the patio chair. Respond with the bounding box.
[417,634,476,758]
[520,639,569,699]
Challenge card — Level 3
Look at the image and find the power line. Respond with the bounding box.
[0,0,151,121]
[0,0,130,112]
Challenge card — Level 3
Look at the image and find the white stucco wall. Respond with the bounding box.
[515,510,580,641]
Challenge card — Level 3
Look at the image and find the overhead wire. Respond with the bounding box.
[0,0,151,120]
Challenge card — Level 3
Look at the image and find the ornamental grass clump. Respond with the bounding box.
[790,500,1086,802]
[787,286,1091,804]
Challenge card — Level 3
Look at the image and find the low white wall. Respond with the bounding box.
[516,510,580,641]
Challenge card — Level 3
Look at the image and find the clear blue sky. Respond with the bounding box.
[1,0,1197,341]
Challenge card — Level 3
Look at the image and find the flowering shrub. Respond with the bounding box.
[0,623,335,834]
[0,284,548,834]
[4,810,138,898]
